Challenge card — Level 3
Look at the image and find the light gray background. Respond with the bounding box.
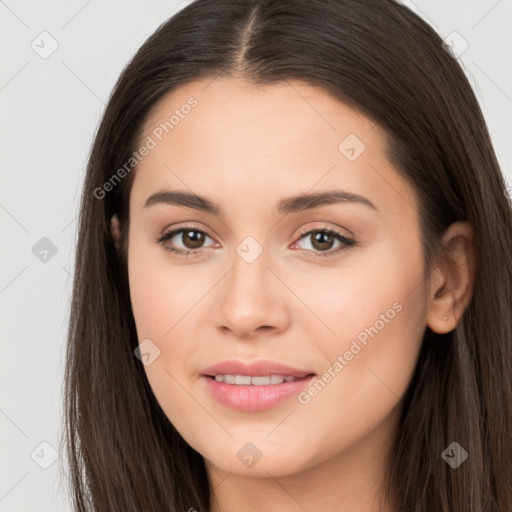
[1,1,511,510]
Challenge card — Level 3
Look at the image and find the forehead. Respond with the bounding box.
[130,76,417,221]
[140,76,377,150]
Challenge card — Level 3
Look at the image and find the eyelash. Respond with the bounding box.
[156,224,356,259]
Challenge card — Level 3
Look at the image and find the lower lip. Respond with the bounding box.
[201,375,316,412]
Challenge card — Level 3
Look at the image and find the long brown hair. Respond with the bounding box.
[62,0,512,510]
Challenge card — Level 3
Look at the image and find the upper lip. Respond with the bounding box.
[201,359,316,378]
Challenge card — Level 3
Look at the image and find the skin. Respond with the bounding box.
[111,76,475,512]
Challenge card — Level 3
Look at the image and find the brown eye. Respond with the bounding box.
[292,227,356,258]
[180,230,206,249]
[309,230,336,251]
[157,227,215,255]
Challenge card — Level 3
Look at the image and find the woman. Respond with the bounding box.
[62,0,512,510]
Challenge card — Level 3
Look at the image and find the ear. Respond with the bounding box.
[426,222,476,333]
[110,214,122,254]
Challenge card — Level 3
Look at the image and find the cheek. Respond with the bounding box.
[127,225,210,341]
[287,251,426,466]
[278,234,425,356]
[293,236,426,402]
[127,234,214,419]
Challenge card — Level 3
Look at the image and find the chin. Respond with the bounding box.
[196,434,318,478]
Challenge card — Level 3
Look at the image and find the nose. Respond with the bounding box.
[216,245,290,338]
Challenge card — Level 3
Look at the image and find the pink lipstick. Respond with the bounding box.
[200,359,316,412]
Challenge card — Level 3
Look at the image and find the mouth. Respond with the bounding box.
[200,359,315,380]
[199,360,317,411]
[200,359,317,411]
[204,373,315,385]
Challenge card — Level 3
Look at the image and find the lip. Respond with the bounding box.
[201,359,315,378]
[200,359,316,412]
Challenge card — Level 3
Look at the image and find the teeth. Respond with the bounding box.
[235,375,251,385]
[213,374,299,385]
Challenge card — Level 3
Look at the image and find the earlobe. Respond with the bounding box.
[426,222,475,334]
[110,214,121,254]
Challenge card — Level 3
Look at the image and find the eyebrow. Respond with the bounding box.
[143,189,378,215]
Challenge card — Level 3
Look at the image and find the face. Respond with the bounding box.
[125,76,430,478]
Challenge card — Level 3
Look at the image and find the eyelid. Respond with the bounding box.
[294,222,353,240]
[157,222,356,258]
[158,222,351,242]
[290,224,356,257]
[157,222,213,240]
[156,223,217,247]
